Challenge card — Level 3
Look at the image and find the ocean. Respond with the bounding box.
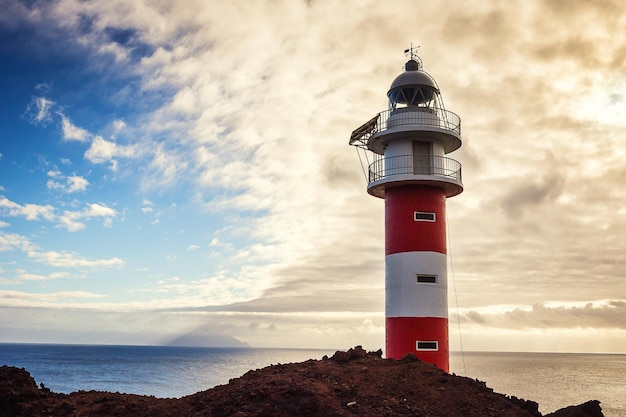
[450,351,626,417]
[1,344,624,417]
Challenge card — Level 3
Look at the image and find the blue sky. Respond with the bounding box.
[1,0,626,353]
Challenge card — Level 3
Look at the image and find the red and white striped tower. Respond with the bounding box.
[349,50,463,372]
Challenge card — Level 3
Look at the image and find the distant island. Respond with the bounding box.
[1,346,604,417]
[163,332,250,348]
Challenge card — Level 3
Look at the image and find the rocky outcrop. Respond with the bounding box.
[0,348,604,417]
[544,400,604,417]
[0,365,44,417]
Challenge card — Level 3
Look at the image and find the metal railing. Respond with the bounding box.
[349,107,461,147]
[368,154,462,184]
[380,107,461,134]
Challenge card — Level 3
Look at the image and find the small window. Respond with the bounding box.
[414,211,435,222]
[416,341,438,351]
[416,275,437,284]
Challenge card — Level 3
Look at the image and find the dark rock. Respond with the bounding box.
[0,365,44,417]
[545,400,604,417]
[329,345,367,362]
[401,352,420,362]
[509,395,541,417]
[366,348,383,358]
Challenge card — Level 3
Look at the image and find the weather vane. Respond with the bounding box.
[404,43,420,60]
[403,43,422,69]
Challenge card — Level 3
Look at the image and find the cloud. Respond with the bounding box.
[16,271,70,282]
[46,170,89,193]
[27,249,125,268]
[143,144,188,188]
[187,244,200,251]
[0,291,105,308]
[0,196,55,221]
[58,203,117,231]
[112,119,126,133]
[84,136,142,170]
[0,195,117,232]
[0,231,35,252]
[500,171,567,218]
[67,176,89,192]
[47,169,62,179]
[457,300,626,330]
[25,96,55,126]
[1,231,123,268]
[60,115,91,142]
[22,95,141,173]
[0,196,118,231]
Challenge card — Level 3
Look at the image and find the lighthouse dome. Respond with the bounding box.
[388,60,439,106]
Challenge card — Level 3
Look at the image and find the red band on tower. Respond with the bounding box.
[386,317,449,372]
[385,185,447,256]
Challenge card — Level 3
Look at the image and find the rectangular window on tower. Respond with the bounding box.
[416,275,437,284]
[416,341,439,351]
[414,211,436,222]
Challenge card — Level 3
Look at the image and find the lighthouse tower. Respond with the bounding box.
[349,50,462,372]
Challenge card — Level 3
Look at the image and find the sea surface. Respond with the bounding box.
[1,344,625,417]
[450,351,626,417]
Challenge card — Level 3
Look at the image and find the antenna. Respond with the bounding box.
[403,43,423,70]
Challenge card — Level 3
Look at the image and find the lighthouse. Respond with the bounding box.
[349,49,462,372]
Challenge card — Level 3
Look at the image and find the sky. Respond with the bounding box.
[0,0,625,354]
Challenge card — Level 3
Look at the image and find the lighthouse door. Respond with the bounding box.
[412,141,431,175]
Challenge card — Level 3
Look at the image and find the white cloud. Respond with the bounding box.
[0,221,9,228]
[34,82,52,93]
[0,290,106,308]
[0,196,118,231]
[143,144,188,188]
[27,249,125,268]
[47,169,62,178]
[46,180,62,191]
[0,196,55,221]
[25,96,55,125]
[58,203,117,231]
[187,244,200,251]
[67,175,89,192]
[452,300,626,339]
[85,135,141,170]
[0,231,35,252]
[46,170,89,193]
[17,271,70,281]
[56,212,88,232]
[1,231,123,269]
[85,203,116,218]
[112,119,126,132]
[60,115,91,142]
